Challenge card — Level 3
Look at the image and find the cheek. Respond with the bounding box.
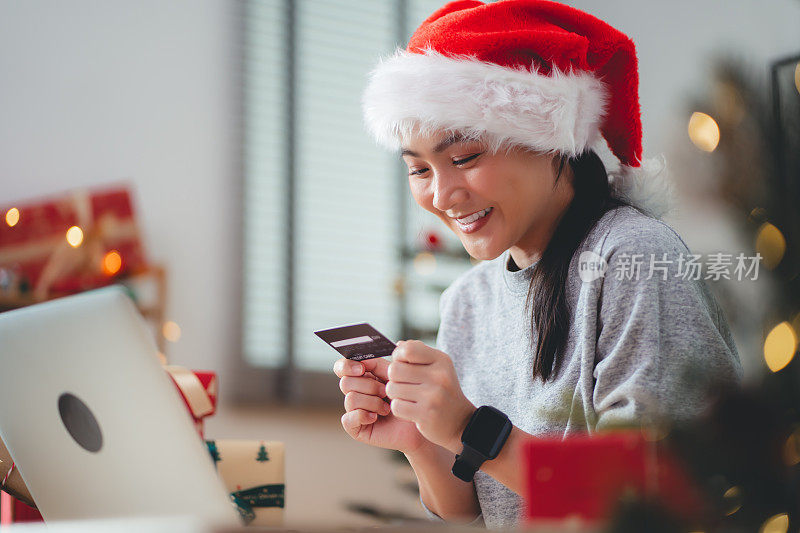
[408,181,433,210]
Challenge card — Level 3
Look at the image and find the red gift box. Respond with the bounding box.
[0,185,148,299]
[522,430,707,527]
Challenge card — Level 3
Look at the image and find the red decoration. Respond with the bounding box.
[422,229,443,251]
[0,185,148,299]
[522,430,707,526]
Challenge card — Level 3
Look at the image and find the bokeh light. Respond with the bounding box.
[759,512,788,533]
[102,250,122,276]
[5,207,20,227]
[413,252,436,275]
[688,111,720,152]
[722,485,742,516]
[66,225,84,247]
[795,62,800,95]
[162,321,182,343]
[755,222,786,269]
[783,429,800,466]
[763,321,797,372]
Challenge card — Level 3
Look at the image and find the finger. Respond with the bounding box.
[340,375,387,397]
[364,371,385,384]
[345,391,392,416]
[385,381,421,402]
[387,360,428,384]
[390,398,418,422]
[341,409,377,434]
[392,340,437,365]
[361,357,391,382]
[333,358,365,378]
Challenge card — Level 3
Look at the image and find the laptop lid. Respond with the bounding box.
[0,285,238,526]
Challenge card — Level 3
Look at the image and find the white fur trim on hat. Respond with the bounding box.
[362,48,610,156]
[608,155,677,220]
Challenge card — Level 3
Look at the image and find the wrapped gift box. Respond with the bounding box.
[164,366,218,438]
[206,439,285,527]
[522,430,707,527]
[0,185,148,299]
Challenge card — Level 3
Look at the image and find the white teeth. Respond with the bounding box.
[457,207,492,225]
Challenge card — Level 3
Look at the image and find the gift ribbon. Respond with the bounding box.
[164,365,215,418]
[0,462,14,488]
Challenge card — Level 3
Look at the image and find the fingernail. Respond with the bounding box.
[349,362,363,374]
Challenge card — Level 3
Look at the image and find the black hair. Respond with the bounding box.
[525,150,634,382]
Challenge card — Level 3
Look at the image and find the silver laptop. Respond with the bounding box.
[0,285,239,526]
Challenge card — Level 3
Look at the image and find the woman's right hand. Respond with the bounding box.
[334,356,428,455]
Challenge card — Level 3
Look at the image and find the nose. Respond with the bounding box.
[431,167,468,213]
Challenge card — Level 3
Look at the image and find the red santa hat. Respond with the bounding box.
[362,0,675,219]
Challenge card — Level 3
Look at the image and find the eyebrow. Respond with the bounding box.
[400,132,467,158]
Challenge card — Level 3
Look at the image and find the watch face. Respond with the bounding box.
[463,406,510,457]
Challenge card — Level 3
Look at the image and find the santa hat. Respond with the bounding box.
[362,0,676,219]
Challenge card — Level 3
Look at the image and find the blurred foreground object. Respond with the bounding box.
[205,440,285,527]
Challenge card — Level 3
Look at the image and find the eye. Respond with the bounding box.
[453,152,483,166]
[408,167,429,177]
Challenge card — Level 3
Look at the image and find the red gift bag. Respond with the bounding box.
[522,430,707,527]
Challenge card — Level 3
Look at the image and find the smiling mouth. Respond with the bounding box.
[454,207,493,225]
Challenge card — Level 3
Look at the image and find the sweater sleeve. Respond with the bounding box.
[592,223,743,431]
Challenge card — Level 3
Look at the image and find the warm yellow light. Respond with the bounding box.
[795,62,800,95]
[66,225,84,247]
[759,512,789,533]
[783,429,800,466]
[688,112,720,152]
[756,222,786,269]
[764,322,797,373]
[102,250,122,276]
[162,321,181,343]
[5,207,20,227]
[413,252,436,275]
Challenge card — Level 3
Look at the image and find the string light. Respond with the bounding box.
[687,111,720,152]
[763,321,797,373]
[5,207,19,227]
[162,321,182,343]
[413,252,436,275]
[755,223,786,269]
[66,226,84,247]
[102,250,122,276]
[759,512,788,533]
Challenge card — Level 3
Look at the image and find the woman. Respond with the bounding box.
[333,0,742,529]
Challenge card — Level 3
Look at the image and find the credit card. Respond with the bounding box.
[314,322,396,361]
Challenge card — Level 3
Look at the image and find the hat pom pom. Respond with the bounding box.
[608,154,677,220]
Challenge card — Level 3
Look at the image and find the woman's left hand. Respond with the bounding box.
[386,340,476,454]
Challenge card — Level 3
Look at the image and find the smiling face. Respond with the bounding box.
[400,129,575,268]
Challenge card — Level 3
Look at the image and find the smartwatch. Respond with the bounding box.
[452,405,512,482]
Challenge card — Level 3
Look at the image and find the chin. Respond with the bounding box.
[462,243,503,262]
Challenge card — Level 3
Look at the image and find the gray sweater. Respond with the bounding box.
[421,205,742,529]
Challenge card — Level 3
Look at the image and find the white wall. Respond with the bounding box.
[0,0,243,396]
[1,1,798,398]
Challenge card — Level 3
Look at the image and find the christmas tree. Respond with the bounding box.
[256,443,269,462]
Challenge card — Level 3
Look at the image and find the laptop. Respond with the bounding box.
[0,285,239,526]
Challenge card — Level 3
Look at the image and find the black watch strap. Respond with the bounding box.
[451,445,485,482]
